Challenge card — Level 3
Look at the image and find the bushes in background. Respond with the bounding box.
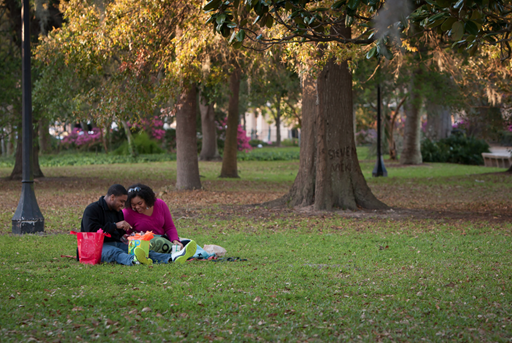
[113,132,164,155]
[421,132,490,165]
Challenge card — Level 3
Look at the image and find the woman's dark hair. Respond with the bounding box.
[126,183,156,208]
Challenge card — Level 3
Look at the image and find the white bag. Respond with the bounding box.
[203,244,227,257]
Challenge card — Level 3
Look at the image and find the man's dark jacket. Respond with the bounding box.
[81,196,126,243]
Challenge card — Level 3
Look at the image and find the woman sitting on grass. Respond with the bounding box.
[123,183,190,255]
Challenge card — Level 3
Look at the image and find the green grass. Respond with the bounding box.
[0,154,511,341]
[1,220,511,342]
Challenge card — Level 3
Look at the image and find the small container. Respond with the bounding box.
[120,235,129,244]
[171,244,182,254]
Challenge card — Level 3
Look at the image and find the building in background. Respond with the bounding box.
[243,111,299,143]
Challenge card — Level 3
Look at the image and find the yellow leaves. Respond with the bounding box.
[402,40,418,53]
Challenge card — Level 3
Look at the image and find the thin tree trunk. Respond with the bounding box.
[7,124,14,155]
[10,129,22,179]
[10,121,44,179]
[199,92,220,161]
[176,84,202,190]
[386,96,407,160]
[39,117,51,154]
[400,69,423,165]
[220,67,241,178]
[32,120,44,178]
[121,120,137,157]
[100,125,109,154]
[267,43,387,210]
[1,135,5,157]
[275,97,282,146]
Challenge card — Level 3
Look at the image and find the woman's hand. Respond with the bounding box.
[172,240,184,250]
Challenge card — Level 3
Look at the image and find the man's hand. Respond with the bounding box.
[116,221,132,231]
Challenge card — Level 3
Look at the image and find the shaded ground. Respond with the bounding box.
[2,160,511,234]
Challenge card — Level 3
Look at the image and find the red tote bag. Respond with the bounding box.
[70,230,111,265]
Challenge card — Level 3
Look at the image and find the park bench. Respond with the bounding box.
[482,152,512,168]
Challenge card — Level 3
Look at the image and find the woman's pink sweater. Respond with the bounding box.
[123,198,179,242]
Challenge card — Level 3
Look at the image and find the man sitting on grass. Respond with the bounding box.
[80,184,196,265]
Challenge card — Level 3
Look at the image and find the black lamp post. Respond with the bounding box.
[372,84,387,177]
[12,0,45,234]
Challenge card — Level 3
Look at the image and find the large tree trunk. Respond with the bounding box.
[400,69,423,165]
[39,117,51,154]
[198,93,220,161]
[176,84,202,190]
[220,67,241,178]
[271,56,388,210]
[10,122,44,180]
[425,103,451,140]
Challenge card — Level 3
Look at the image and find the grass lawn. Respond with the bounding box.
[1,150,511,342]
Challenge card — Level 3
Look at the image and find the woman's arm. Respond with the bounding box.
[159,199,179,242]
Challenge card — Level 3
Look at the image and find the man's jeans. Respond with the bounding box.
[102,241,173,266]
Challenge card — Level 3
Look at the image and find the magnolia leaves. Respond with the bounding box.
[229,29,246,49]
[203,0,379,47]
[409,0,502,56]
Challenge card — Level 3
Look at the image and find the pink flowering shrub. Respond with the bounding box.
[218,118,252,152]
[129,116,165,141]
[62,128,102,149]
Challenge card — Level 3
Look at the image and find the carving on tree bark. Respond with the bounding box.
[269,57,388,210]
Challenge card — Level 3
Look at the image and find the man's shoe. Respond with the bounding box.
[134,247,153,266]
[171,240,197,264]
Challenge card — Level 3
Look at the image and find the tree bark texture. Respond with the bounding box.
[199,93,220,161]
[273,58,387,210]
[39,117,51,154]
[425,103,451,140]
[175,85,202,190]
[220,67,241,178]
[10,122,44,180]
[400,69,423,165]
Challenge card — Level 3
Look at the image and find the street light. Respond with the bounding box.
[372,84,387,177]
[12,0,45,234]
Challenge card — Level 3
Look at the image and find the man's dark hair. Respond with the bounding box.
[107,184,128,197]
[126,183,156,208]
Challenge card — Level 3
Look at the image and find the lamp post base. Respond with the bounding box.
[12,182,44,234]
[372,155,388,177]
